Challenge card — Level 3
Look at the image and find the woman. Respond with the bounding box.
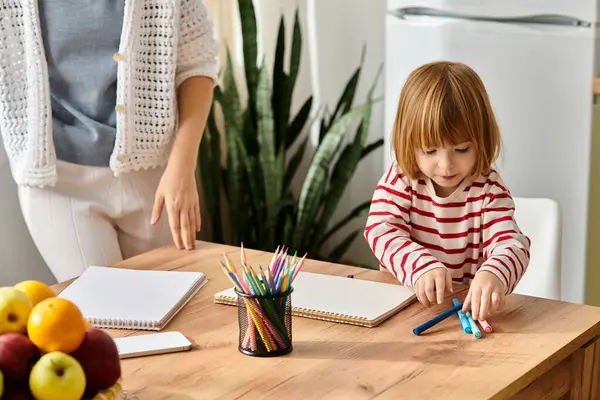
[0,0,218,282]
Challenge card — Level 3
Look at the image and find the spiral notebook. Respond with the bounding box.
[214,271,416,327]
[58,266,207,331]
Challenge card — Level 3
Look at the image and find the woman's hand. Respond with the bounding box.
[151,164,200,250]
[150,75,213,250]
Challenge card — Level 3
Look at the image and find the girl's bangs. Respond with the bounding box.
[413,95,478,150]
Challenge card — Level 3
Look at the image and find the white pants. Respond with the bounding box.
[18,161,172,283]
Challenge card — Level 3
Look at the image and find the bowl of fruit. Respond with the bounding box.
[0,280,123,399]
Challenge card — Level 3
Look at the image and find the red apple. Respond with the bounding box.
[0,333,38,384]
[70,328,121,392]
[82,389,100,399]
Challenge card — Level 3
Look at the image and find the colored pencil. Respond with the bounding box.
[219,244,306,354]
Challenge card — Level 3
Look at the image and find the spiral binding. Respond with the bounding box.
[214,295,372,327]
[87,317,157,330]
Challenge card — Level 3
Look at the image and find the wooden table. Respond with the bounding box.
[52,241,600,399]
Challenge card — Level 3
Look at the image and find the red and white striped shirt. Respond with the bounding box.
[364,162,531,294]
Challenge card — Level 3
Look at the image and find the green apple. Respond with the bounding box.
[0,369,4,398]
[29,352,86,400]
[0,287,32,334]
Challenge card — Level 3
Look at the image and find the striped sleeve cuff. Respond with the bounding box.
[478,259,512,294]
[410,260,447,287]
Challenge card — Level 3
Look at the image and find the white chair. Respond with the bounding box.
[511,197,562,300]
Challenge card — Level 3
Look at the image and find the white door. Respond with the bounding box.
[384,12,597,303]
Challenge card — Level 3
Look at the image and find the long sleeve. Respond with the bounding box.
[176,0,219,88]
[478,175,531,294]
[364,164,446,287]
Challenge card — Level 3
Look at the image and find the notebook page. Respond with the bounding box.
[58,266,204,325]
[216,271,415,321]
[290,272,415,320]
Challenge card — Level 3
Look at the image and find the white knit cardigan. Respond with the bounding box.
[0,0,219,187]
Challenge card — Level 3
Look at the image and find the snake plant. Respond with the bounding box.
[199,0,382,263]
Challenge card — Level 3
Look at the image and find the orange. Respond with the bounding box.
[83,319,93,329]
[27,297,86,353]
[14,280,55,307]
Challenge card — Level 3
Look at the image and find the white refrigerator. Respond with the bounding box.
[384,0,600,303]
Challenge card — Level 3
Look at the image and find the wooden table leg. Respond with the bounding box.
[571,335,600,400]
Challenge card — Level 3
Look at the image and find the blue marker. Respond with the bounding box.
[413,302,464,335]
[452,298,472,334]
[465,312,482,339]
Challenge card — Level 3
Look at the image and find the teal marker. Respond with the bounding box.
[452,298,472,334]
[465,312,482,339]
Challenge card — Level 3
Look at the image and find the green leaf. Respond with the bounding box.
[241,107,259,158]
[296,177,327,251]
[220,167,228,199]
[328,229,361,263]
[256,65,281,249]
[318,115,329,144]
[199,129,215,240]
[220,49,247,243]
[223,50,239,101]
[238,0,258,106]
[288,9,302,96]
[293,104,367,251]
[272,16,286,151]
[319,200,371,247]
[283,136,308,195]
[312,64,381,247]
[329,66,361,125]
[235,134,261,223]
[208,100,222,178]
[199,100,223,243]
[310,130,361,249]
[280,9,302,151]
[282,210,295,245]
[286,96,312,149]
[360,138,384,160]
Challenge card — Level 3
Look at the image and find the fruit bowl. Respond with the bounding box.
[92,379,129,400]
[0,281,124,400]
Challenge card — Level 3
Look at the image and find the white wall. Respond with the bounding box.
[307,0,386,267]
[0,144,55,286]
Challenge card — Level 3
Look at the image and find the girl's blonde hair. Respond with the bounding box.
[392,61,501,179]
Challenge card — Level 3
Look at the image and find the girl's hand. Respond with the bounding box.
[151,163,201,250]
[414,267,453,307]
[462,271,505,321]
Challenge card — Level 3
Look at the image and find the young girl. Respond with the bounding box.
[365,61,530,322]
[0,0,218,282]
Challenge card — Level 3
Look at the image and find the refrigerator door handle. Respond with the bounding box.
[388,7,591,28]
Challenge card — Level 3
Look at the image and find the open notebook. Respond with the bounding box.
[214,271,416,327]
[58,266,207,331]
